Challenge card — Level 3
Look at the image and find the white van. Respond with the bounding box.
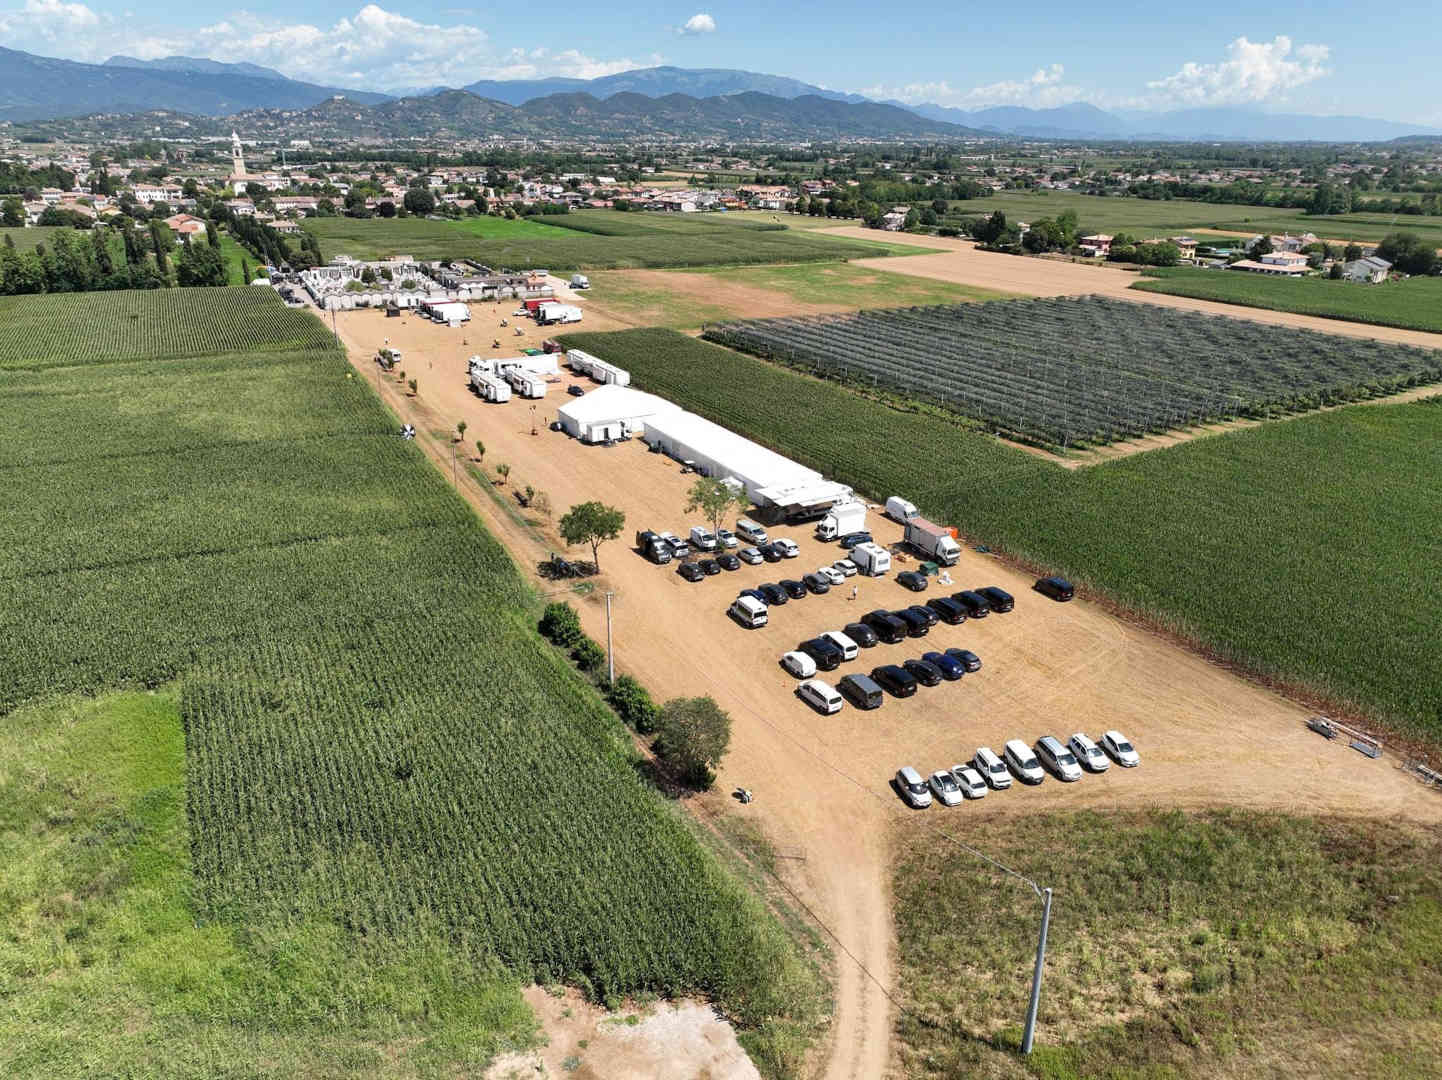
[690,525,717,551]
[885,496,918,523]
[972,746,1012,790]
[729,595,768,629]
[781,650,817,679]
[1004,739,1046,785]
[896,766,933,809]
[797,679,844,715]
[736,518,768,545]
[1035,736,1083,782]
[820,630,859,661]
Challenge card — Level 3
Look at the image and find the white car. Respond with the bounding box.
[928,770,963,807]
[774,538,800,558]
[716,528,739,549]
[820,630,858,661]
[1035,736,1083,782]
[1102,730,1140,768]
[832,559,858,578]
[950,765,988,799]
[1004,739,1045,785]
[781,650,817,678]
[798,678,843,714]
[1068,733,1110,773]
[737,546,764,565]
[896,766,933,808]
[973,746,1012,790]
[817,565,846,586]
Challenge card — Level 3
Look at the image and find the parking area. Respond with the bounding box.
[334,306,1441,1080]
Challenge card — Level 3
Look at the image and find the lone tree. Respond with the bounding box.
[495,462,510,485]
[558,500,625,571]
[473,440,485,463]
[655,696,732,789]
[685,476,749,537]
[456,419,468,443]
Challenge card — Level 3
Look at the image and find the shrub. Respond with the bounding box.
[539,601,582,647]
[608,674,660,734]
[572,637,605,672]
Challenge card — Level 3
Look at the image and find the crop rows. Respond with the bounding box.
[0,294,806,1024]
[560,327,1442,741]
[703,296,1442,448]
[0,286,337,370]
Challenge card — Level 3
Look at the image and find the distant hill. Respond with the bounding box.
[1111,107,1442,142]
[0,45,390,122]
[901,102,1130,138]
[460,65,867,106]
[103,55,290,81]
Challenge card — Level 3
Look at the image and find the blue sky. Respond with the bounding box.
[2,0,1438,123]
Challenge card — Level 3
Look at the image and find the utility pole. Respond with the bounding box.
[604,591,615,684]
[1021,886,1053,1055]
[451,440,457,486]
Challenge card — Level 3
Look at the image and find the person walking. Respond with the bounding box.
[850,583,858,601]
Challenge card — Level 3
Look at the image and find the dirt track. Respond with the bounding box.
[333,299,1442,1080]
[828,226,1442,351]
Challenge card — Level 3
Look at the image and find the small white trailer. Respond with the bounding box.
[475,372,511,403]
[848,541,892,577]
[815,499,868,541]
[504,367,547,399]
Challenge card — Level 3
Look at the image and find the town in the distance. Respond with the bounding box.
[2,13,1440,1080]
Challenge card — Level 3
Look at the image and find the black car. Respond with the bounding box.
[760,543,785,563]
[903,658,944,687]
[897,570,929,592]
[778,578,806,599]
[717,553,741,571]
[978,586,1015,613]
[759,582,788,605]
[926,596,967,625]
[567,384,586,396]
[893,608,931,638]
[953,590,990,617]
[799,637,845,672]
[1034,576,1074,602]
[738,588,767,605]
[677,562,704,582]
[803,572,831,595]
[843,621,880,648]
[870,664,918,698]
[839,531,873,549]
[905,604,938,628]
[699,559,721,576]
[945,647,982,673]
[861,610,907,644]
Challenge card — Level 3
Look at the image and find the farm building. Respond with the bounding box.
[1342,256,1391,284]
[557,385,678,443]
[641,409,853,524]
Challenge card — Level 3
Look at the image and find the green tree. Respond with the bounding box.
[176,239,227,286]
[1328,261,1344,279]
[1376,232,1437,276]
[1,198,21,227]
[473,440,485,463]
[654,696,732,789]
[494,461,509,484]
[407,378,418,396]
[1343,243,1363,262]
[684,476,749,537]
[377,200,397,218]
[558,500,625,570]
[456,419,468,442]
[403,187,436,215]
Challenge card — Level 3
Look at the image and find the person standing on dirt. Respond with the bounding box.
[850,584,858,601]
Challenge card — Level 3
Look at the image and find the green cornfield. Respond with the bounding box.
[0,286,336,369]
[0,299,821,1043]
[560,327,1442,741]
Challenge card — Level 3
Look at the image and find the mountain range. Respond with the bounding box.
[1,48,1438,141]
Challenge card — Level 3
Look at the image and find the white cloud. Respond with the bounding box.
[1146,35,1331,107]
[861,64,1086,109]
[676,12,716,35]
[0,3,650,92]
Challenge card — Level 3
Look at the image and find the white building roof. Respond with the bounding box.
[557,384,677,424]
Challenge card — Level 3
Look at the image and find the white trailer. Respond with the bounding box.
[815,499,868,541]
[903,517,960,565]
[504,367,547,399]
[475,372,511,403]
[430,301,471,326]
[848,541,892,577]
[536,302,582,325]
[498,354,560,377]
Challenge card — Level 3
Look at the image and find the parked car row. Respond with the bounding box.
[895,732,1140,808]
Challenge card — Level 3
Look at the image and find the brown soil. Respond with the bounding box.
[821,226,1442,350]
[330,294,1442,1080]
[485,987,757,1080]
[586,266,877,324]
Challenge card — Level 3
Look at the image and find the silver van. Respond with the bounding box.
[1035,736,1083,782]
[1004,739,1045,785]
[736,517,769,545]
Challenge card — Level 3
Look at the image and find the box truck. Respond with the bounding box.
[570,273,590,289]
[849,541,892,577]
[537,302,582,325]
[903,517,960,566]
[815,500,868,541]
[885,496,918,523]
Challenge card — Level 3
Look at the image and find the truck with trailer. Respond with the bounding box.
[815,500,868,541]
[570,273,590,289]
[904,517,961,565]
[848,541,892,577]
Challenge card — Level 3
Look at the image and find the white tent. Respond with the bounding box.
[557,385,678,443]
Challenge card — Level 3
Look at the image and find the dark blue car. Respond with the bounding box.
[922,651,965,680]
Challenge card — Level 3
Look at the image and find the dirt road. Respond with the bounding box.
[333,300,1442,1080]
[825,226,1442,351]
